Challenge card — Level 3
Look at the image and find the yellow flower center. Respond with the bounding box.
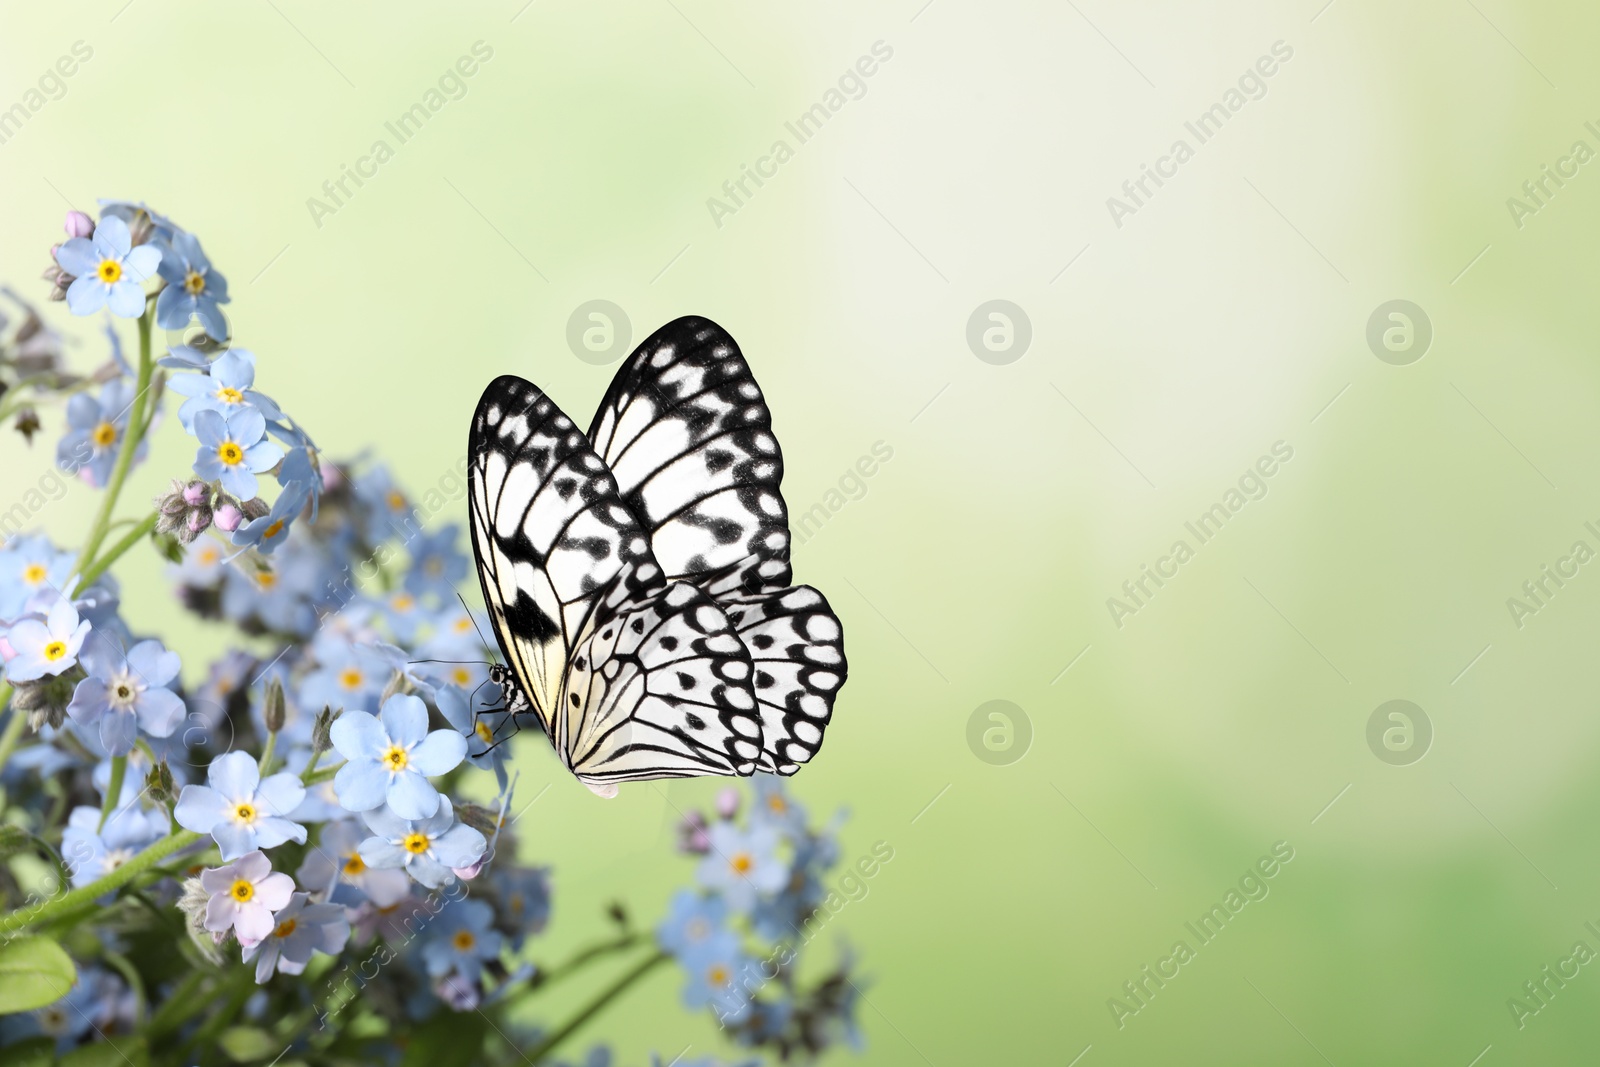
[767,795,787,813]
[255,570,277,590]
[687,918,709,941]
[454,618,472,633]
[402,832,430,855]
[217,441,243,466]
[392,593,415,612]
[730,852,753,876]
[342,854,366,876]
[339,668,363,689]
[96,259,122,284]
[707,963,730,987]
[230,879,254,902]
[42,641,67,662]
[452,929,476,951]
[386,490,406,510]
[198,546,219,564]
[92,421,117,448]
[234,802,257,824]
[475,721,494,744]
[273,918,297,938]
[215,386,244,404]
[262,520,284,540]
[184,269,206,295]
[21,563,46,585]
[381,745,409,772]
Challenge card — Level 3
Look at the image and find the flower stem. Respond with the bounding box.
[76,510,159,593]
[521,949,669,1064]
[0,829,201,936]
[97,755,126,832]
[73,309,154,589]
[0,683,23,779]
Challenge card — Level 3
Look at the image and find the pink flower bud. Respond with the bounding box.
[186,510,210,535]
[182,481,209,506]
[715,788,740,820]
[63,211,94,238]
[213,503,242,532]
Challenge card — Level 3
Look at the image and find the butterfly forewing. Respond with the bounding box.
[588,316,793,591]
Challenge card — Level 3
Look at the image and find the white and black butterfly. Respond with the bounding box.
[467,316,847,797]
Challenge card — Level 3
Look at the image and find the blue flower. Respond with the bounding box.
[404,525,468,603]
[65,637,185,755]
[330,693,466,819]
[4,596,91,682]
[276,447,322,519]
[155,230,230,339]
[169,536,227,587]
[0,534,75,617]
[678,930,756,1023]
[357,795,486,889]
[174,750,308,860]
[436,684,509,788]
[656,889,730,957]
[231,484,308,557]
[54,215,161,318]
[352,465,413,542]
[60,802,162,888]
[200,849,294,947]
[420,898,503,984]
[168,349,281,432]
[298,641,389,714]
[294,818,410,908]
[193,407,283,500]
[57,378,147,489]
[696,822,787,912]
[748,775,808,839]
[241,892,349,983]
[491,865,552,949]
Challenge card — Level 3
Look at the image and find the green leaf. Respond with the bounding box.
[1,1036,56,1067]
[399,1008,488,1067]
[0,934,77,1013]
[59,1037,149,1067]
[219,1026,280,1063]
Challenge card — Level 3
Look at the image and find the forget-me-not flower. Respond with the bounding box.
[419,898,503,984]
[0,535,75,618]
[330,693,466,820]
[5,596,91,682]
[231,483,307,557]
[65,637,185,755]
[57,379,145,489]
[53,215,161,318]
[175,750,307,860]
[294,818,410,908]
[242,892,349,983]
[155,230,230,339]
[357,796,485,889]
[695,822,787,913]
[60,803,162,888]
[193,407,283,500]
[201,849,294,947]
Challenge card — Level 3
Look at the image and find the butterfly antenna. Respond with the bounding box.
[457,591,498,659]
[409,658,490,666]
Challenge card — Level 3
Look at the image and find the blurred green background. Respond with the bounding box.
[4,0,1600,1062]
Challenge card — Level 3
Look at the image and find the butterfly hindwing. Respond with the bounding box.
[468,375,662,742]
[587,316,793,592]
[563,575,763,789]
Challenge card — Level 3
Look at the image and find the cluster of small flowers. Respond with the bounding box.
[661,777,866,1059]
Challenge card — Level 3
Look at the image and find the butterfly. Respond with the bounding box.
[466,316,847,797]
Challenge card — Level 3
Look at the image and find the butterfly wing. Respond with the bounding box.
[468,373,762,788]
[587,316,793,591]
[467,374,662,751]
[585,319,847,775]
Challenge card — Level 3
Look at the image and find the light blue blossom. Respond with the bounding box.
[193,407,283,499]
[60,803,162,888]
[200,849,294,947]
[657,889,731,957]
[54,215,161,318]
[678,929,756,1023]
[57,379,147,488]
[231,483,308,556]
[65,637,185,755]
[276,446,322,519]
[298,641,389,714]
[294,818,410,908]
[696,822,787,913]
[174,750,307,860]
[404,525,468,603]
[419,898,503,984]
[330,693,466,820]
[242,892,349,983]
[169,536,228,587]
[748,775,808,839]
[168,349,280,432]
[5,596,90,682]
[436,683,509,789]
[0,534,75,617]
[491,865,552,950]
[155,230,230,339]
[357,796,485,889]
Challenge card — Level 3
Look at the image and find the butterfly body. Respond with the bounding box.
[468,317,846,795]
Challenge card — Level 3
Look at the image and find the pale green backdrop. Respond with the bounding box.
[3,1,1599,1063]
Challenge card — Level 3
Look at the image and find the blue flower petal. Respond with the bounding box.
[334,759,387,812]
[385,771,439,821]
[379,694,428,747]
[408,730,466,777]
[207,751,260,799]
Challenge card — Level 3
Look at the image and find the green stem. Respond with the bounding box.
[76,510,159,594]
[144,967,208,1040]
[0,682,23,779]
[97,755,126,833]
[73,309,154,585]
[258,730,277,775]
[185,964,256,1053]
[0,829,201,936]
[522,950,669,1064]
[515,934,640,1001]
